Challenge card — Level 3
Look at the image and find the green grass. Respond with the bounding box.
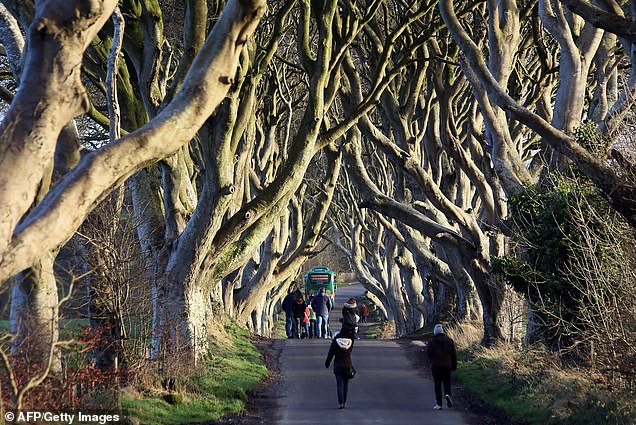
[0,318,89,338]
[0,318,90,331]
[456,352,550,424]
[364,323,382,339]
[274,316,287,339]
[122,319,267,425]
[455,347,636,425]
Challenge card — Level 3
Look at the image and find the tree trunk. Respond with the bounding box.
[155,272,210,366]
[395,249,425,332]
[10,255,60,375]
[422,276,436,325]
[470,262,505,346]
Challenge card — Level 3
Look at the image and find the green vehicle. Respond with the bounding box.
[305,266,337,303]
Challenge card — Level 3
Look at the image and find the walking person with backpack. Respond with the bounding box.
[325,326,356,409]
[426,323,457,410]
[340,298,359,339]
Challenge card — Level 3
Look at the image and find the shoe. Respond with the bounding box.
[445,394,453,408]
[339,404,344,409]
[433,404,442,410]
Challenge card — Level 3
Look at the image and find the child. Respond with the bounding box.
[359,303,369,323]
[302,305,311,338]
[307,304,317,338]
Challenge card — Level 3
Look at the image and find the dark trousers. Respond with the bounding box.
[431,366,452,405]
[294,318,302,337]
[335,373,350,405]
[285,314,294,337]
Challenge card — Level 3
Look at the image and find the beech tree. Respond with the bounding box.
[324,0,635,344]
[0,0,267,367]
[440,0,636,227]
[3,0,635,377]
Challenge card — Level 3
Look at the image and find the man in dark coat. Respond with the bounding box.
[281,288,296,338]
[426,323,457,410]
[311,288,332,338]
[291,292,307,339]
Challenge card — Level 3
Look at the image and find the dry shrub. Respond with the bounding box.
[377,320,396,339]
[446,321,483,349]
[559,187,636,384]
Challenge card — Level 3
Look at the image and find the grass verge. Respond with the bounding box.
[121,319,267,425]
[355,292,388,339]
[447,322,636,425]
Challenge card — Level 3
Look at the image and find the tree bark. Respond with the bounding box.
[0,0,267,283]
[9,255,60,375]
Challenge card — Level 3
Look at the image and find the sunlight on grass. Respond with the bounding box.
[449,322,636,425]
[364,323,382,339]
[122,319,267,425]
[274,316,287,339]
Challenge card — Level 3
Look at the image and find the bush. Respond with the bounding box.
[494,175,636,381]
[121,318,267,424]
[452,323,636,425]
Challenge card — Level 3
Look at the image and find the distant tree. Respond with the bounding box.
[440,0,636,228]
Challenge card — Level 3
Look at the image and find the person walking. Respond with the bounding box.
[311,288,332,338]
[324,327,356,409]
[281,288,296,338]
[302,304,311,338]
[340,298,359,338]
[307,304,317,338]
[291,292,307,339]
[359,303,369,323]
[426,323,457,410]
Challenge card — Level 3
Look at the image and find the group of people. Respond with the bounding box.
[283,285,457,412]
[282,287,333,339]
[324,321,457,411]
[282,287,370,340]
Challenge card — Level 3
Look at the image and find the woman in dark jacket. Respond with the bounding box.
[291,293,307,338]
[340,298,359,338]
[325,327,355,408]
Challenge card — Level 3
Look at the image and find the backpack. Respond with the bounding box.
[341,309,357,329]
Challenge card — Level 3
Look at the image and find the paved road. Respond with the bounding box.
[275,283,469,425]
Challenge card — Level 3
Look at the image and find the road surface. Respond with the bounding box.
[274,283,469,425]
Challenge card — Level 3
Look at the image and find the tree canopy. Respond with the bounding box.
[1,0,635,409]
